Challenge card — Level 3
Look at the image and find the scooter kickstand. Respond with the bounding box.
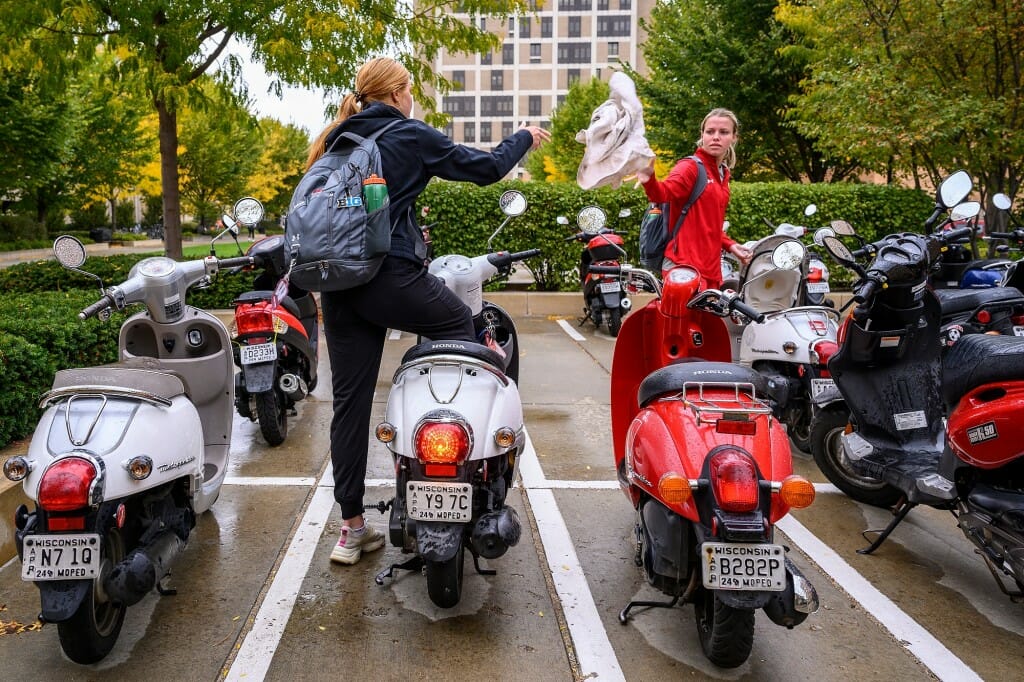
[618,595,680,624]
[156,575,177,596]
[858,500,916,555]
[375,556,424,586]
[470,550,497,576]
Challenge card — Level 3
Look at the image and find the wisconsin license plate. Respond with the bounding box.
[810,377,836,399]
[240,342,277,365]
[21,533,101,581]
[599,281,621,293]
[806,282,830,293]
[701,542,786,591]
[406,481,472,522]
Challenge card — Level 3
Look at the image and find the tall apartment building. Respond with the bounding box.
[414,0,655,177]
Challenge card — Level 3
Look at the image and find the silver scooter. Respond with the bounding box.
[3,219,253,663]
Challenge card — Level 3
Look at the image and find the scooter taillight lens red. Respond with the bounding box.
[709,450,760,512]
[38,457,97,511]
[235,307,274,335]
[811,339,839,367]
[807,267,823,283]
[415,421,471,465]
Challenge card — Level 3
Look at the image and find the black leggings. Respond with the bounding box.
[320,257,475,519]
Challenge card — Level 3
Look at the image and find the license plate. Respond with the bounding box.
[701,542,786,591]
[599,281,621,293]
[1015,326,1024,337]
[240,342,277,365]
[810,377,836,398]
[806,282,830,293]
[21,534,101,581]
[406,481,472,522]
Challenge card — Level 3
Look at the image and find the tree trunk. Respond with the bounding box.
[157,99,182,260]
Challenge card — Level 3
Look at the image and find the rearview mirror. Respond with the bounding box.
[829,219,855,236]
[813,227,835,247]
[577,206,607,234]
[950,201,981,222]
[993,193,1012,211]
[556,215,570,226]
[804,204,818,218]
[822,235,855,264]
[500,190,528,217]
[771,240,806,270]
[618,208,632,219]
[938,170,972,209]
[53,235,87,269]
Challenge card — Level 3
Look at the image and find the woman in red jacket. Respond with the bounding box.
[636,108,751,287]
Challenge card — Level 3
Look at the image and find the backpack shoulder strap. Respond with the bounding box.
[667,155,707,240]
[326,119,403,154]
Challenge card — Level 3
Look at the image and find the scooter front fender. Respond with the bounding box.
[416,521,463,562]
[240,361,276,393]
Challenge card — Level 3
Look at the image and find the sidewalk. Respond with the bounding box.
[0,239,167,269]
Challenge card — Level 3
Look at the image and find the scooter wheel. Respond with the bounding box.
[608,308,622,337]
[57,529,127,664]
[694,588,754,668]
[255,389,288,446]
[425,544,465,608]
[810,405,901,508]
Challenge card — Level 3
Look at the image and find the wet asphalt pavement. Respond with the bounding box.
[2,310,1023,681]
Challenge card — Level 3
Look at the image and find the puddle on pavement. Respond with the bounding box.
[386,563,492,621]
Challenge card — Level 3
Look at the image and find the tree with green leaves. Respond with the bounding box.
[245,118,310,222]
[777,0,1024,202]
[525,78,610,183]
[0,0,526,258]
[629,0,858,182]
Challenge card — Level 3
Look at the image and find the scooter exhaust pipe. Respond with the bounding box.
[470,506,521,559]
[763,556,819,628]
[104,529,184,606]
[279,373,307,401]
[620,297,632,311]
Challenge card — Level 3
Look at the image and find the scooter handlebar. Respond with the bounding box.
[853,277,880,304]
[589,265,622,275]
[219,256,256,269]
[730,298,766,324]
[79,294,115,320]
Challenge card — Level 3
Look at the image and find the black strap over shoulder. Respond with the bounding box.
[325,118,403,154]
[667,155,708,241]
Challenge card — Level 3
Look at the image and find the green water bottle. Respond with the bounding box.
[362,174,388,212]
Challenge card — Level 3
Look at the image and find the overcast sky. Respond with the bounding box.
[232,45,332,141]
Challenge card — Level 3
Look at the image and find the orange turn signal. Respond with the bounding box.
[779,475,816,508]
[658,472,693,504]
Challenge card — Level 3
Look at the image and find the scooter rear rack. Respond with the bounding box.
[679,381,773,426]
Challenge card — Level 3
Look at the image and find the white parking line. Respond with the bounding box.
[777,515,981,682]
[556,318,587,341]
[224,476,318,487]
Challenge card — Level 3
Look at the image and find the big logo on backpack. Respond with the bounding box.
[285,120,401,291]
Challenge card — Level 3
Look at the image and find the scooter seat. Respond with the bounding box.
[401,339,505,372]
[942,333,1024,408]
[638,359,770,407]
[50,365,188,401]
[233,290,303,320]
[934,287,1024,317]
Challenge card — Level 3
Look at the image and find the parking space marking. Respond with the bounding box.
[556,319,587,341]
[224,476,318,486]
[777,515,981,682]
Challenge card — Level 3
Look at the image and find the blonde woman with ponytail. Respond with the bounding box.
[635,108,751,287]
[311,57,550,566]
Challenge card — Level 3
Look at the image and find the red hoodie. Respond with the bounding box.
[641,147,735,287]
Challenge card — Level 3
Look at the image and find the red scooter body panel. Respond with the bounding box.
[946,382,1024,469]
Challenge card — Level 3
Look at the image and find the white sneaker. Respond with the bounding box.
[330,524,385,565]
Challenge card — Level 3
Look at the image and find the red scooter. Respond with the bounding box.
[560,206,632,336]
[599,248,819,668]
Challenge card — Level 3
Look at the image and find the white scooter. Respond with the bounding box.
[731,239,841,452]
[372,190,539,608]
[3,219,253,663]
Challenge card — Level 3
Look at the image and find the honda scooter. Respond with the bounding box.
[372,190,540,608]
[599,244,818,668]
[560,206,632,337]
[4,220,254,663]
[230,198,319,446]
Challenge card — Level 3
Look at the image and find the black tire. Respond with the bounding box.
[694,588,755,668]
[608,307,622,337]
[810,405,901,508]
[785,401,812,453]
[425,544,464,608]
[57,529,127,664]
[255,389,287,446]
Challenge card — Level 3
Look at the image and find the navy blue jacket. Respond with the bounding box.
[326,103,533,263]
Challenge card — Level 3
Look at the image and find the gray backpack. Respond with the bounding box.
[638,155,707,271]
[285,120,400,291]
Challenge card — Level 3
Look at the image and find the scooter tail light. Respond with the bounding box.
[414,418,472,465]
[779,475,816,509]
[975,309,991,325]
[1012,314,1024,325]
[709,450,760,512]
[424,464,458,478]
[807,267,823,283]
[658,472,693,504]
[47,515,86,531]
[715,418,757,436]
[38,457,98,512]
[235,307,274,335]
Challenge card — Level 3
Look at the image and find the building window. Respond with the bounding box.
[558,0,592,9]
[479,17,486,30]
[608,42,619,61]
[491,70,504,91]
[481,51,492,65]
[464,122,475,143]
[508,17,514,37]
[530,43,541,62]
[568,69,581,86]
[597,16,631,37]
[557,43,592,64]
[556,95,566,107]
[481,122,492,143]
[541,16,552,38]
[529,95,542,117]
[452,70,466,90]
[442,95,476,117]
[541,120,551,130]
[444,123,454,139]
[619,0,630,8]
[502,121,514,139]
[502,43,514,64]
[568,16,582,38]
[597,0,609,8]
[481,95,514,115]
[520,17,531,38]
